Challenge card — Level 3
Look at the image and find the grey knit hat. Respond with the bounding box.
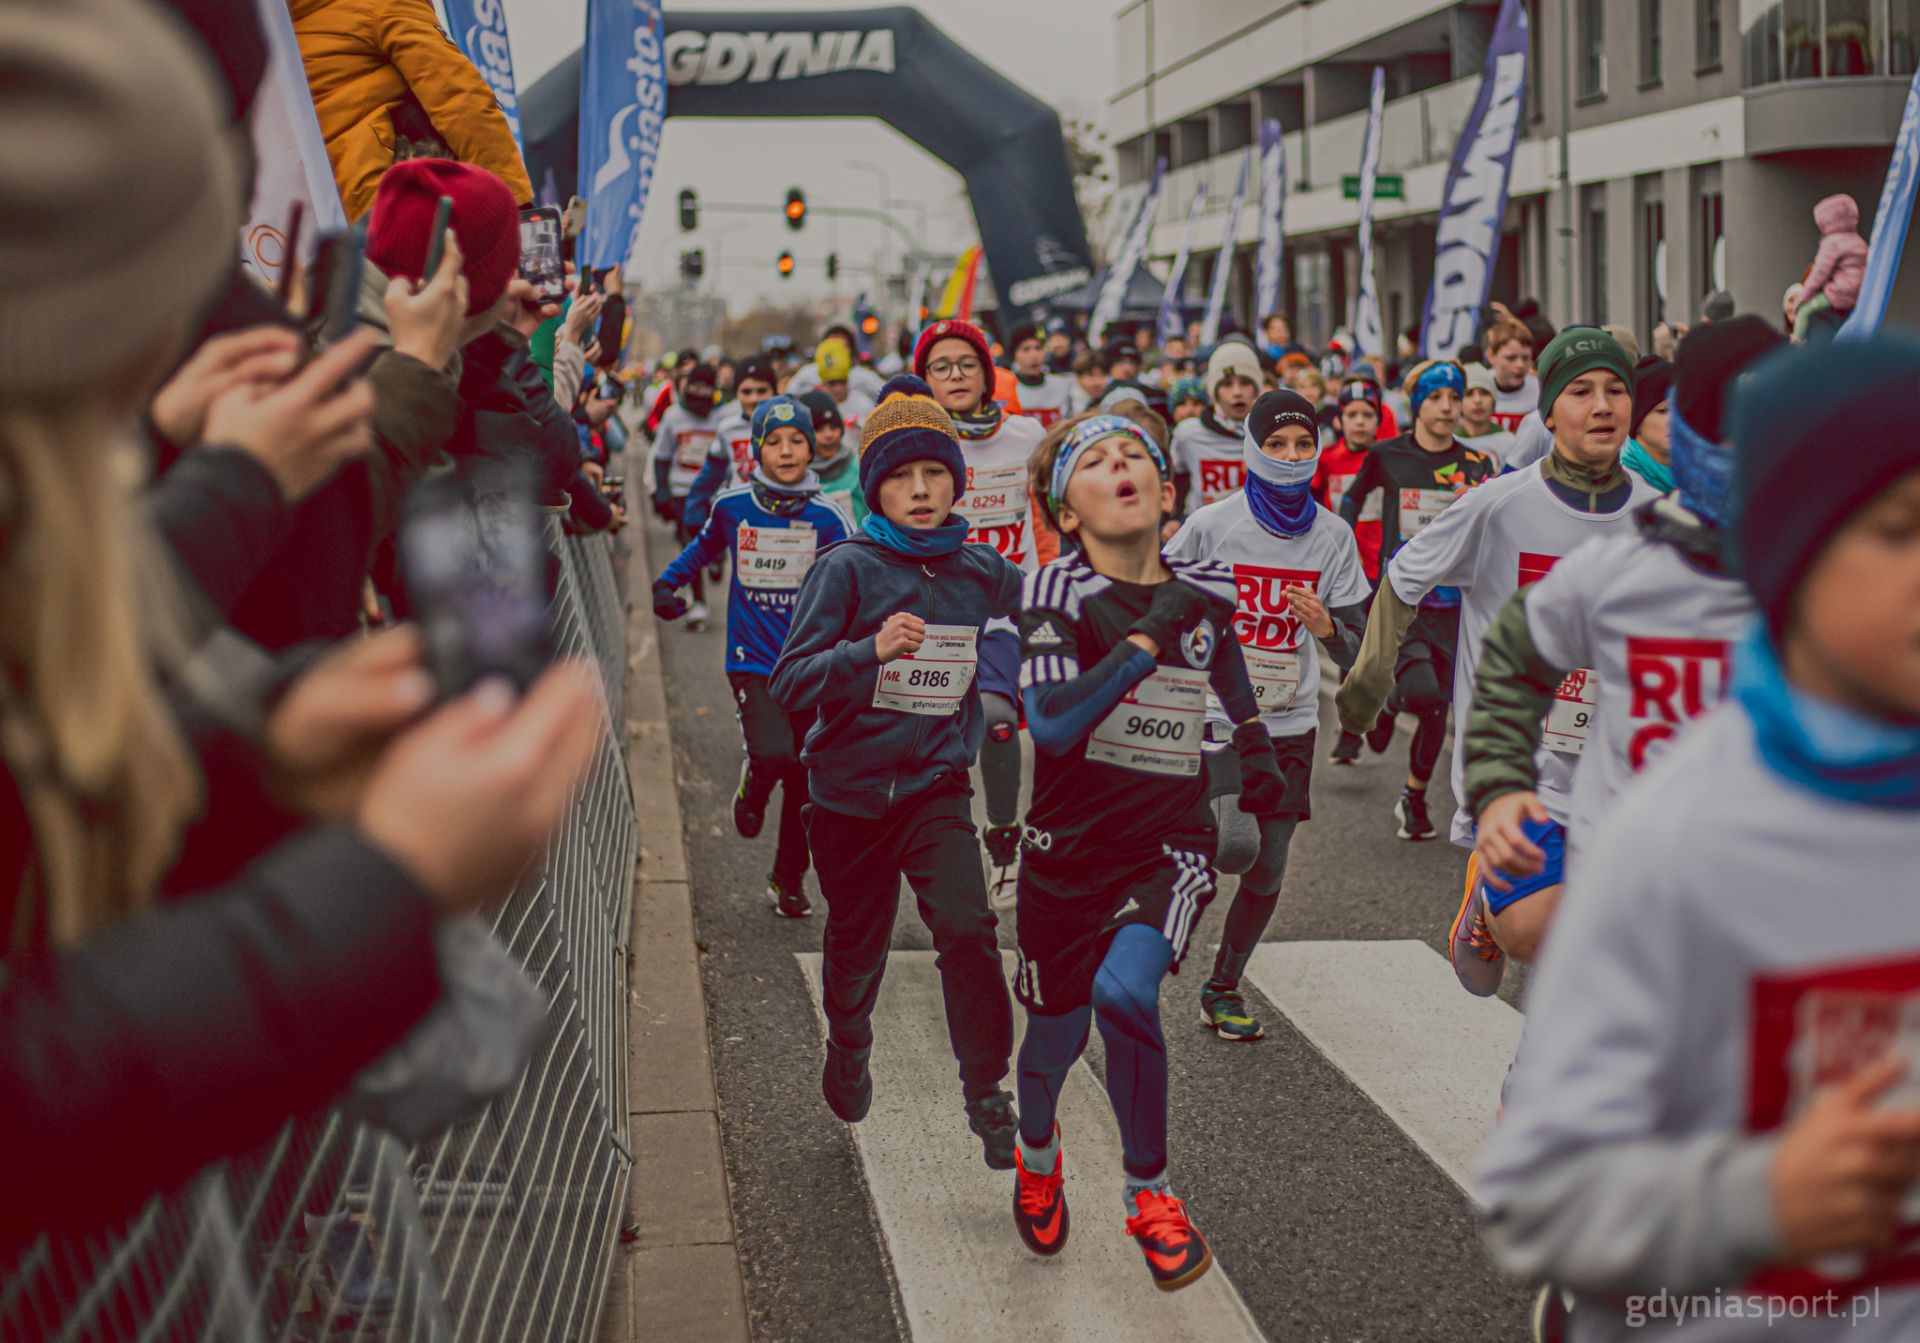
[0,0,244,396]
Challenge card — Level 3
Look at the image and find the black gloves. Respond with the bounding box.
[652,580,687,621]
[1231,720,1288,817]
[1129,579,1233,656]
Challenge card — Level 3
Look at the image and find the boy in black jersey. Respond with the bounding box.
[1338,360,1497,839]
[1007,411,1290,1291]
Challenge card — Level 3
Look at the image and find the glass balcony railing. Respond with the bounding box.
[1739,0,1920,85]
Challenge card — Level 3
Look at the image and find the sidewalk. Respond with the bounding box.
[601,514,752,1343]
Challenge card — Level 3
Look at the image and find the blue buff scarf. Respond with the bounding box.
[749,465,821,516]
[1668,401,1735,526]
[863,513,970,558]
[1241,417,1319,538]
[1621,439,1673,494]
[1732,626,1920,810]
[1047,414,1167,512]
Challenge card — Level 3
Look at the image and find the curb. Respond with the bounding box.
[601,509,752,1343]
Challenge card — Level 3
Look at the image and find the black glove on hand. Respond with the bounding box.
[652,580,688,621]
[1232,720,1288,818]
[1128,579,1233,655]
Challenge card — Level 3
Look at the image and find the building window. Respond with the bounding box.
[1643,0,1665,82]
[1699,186,1726,297]
[1583,185,1610,325]
[1898,0,1920,74]
[1639,193,1667,337]
[1698,0,1724,68]
[1579,0,1608,98]
[1742,0,1882,84]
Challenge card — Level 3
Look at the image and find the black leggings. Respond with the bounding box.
[1395,655,1450,784]
[729,672,812,887]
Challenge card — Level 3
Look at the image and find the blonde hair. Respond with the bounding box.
[0,401,200,950]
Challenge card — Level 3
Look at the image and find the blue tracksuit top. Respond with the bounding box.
[657,482,851,675]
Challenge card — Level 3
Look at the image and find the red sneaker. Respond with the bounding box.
[1124,1188,1212,1292]
[1011,1126,1069,1257]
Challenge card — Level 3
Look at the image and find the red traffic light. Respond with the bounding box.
[860,315,880,335]
[784,188,806,231]
[777,251,795,277]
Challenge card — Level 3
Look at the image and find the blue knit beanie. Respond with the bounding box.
[750,394,816,461]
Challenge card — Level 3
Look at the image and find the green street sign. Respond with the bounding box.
[1343,174,1404,200]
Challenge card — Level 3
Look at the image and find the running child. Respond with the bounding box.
[1457,364,1518,465]
[912,319,1048,899]
[1455,318,1778,996]
[655,395,850,918]
[1009,411,1290,1288]
[798,389,861,523]
[650,361,725,628]
[769,376,1022,1166]
[1312,373,1388,766]
[1335,330,1657,988]
[1483,315,1539,432]
[1477,331,1920,1343]
[1007,322,1074,428]
[816,338,878,452]
[1069,347,1110,414]
[683,359,780,529]
[1171,342,1261,516]
[1620,356,1673,491]
[1337,361,1500,835]
[1169,375,1207,423]
[1167,390,1370,1040]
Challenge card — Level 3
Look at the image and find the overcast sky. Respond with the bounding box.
[496,0,1115,312]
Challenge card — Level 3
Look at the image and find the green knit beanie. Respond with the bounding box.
[1536,328,1635,426]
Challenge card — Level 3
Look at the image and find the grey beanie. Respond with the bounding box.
[0,0,244,396]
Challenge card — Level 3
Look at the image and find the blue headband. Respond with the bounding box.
[1411,362,1466,414]
[1049,415,1168,509]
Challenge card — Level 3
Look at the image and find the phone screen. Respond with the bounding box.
[309,222,366,339]
[401,459,554,698]
[518,207,566,306]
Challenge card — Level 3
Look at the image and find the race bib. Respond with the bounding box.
[736,524,816,591]
[1329,473,1382,522]
[873,624,977,716]
[962,461,1030,530]
[1086,665,1208,777]
[1243,645,1302,711]
[673,431,711,472]
[1196,458,1246,507]
[728,434,754,483]
[1398,486,1460,538]
[1543,666,1598,755]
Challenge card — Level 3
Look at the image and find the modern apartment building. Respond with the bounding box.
[1110,0,1920,351]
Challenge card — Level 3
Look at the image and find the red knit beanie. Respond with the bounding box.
[365,159,519,315]
[912,319,993,381]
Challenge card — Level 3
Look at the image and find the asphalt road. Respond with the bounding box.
[644,514,1534,1342]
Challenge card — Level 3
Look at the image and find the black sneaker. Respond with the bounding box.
[1329,731,1362,765]
[732,761,765,839]
[822,1041,872,1122]
[768,877,811,919]
[966,1090,1019,1170]
[1395,786,1437,841]
[1365,711,1399,755]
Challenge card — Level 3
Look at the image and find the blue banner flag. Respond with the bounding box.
[1251,118,1287,321]
[1090,157,1164,345]
[1840,64,1920,340]
[578,0,666,271]
[1201,150,1251,347]
[1419,0,1529,359]
[1351,68,1387,359]
[442,0,524,152]
[1156,178,1207,348]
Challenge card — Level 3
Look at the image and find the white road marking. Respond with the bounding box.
[1242,940,1522,1198]
[796,951,1266,1343]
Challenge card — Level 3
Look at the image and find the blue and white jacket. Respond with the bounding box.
[658,479,851,675]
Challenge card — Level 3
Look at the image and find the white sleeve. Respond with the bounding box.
[1384,484,1487,607]
[1522,537,1610,672]
[1477,790,1785,1295]
[651,408,679,460]
[1506,414,1551,470]
[1163,510,1207,563]
[1322,517,1373,609]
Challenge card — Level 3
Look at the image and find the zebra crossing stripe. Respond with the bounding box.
[795,951,1267,1341]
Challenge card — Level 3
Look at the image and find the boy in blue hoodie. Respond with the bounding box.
[655,396,850,917]
[770,376,1025,1168]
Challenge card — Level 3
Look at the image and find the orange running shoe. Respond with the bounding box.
[1450,855,1507,998]
[1011,1126,1069,1257]
[1124,1188,1212,1292]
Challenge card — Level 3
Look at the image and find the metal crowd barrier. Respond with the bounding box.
[1,530,639,1343]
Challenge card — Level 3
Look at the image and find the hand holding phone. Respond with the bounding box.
[517,206,566,307]
[421,195,453,286]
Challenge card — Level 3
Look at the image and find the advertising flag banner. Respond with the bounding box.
[1201,149,1252,346]
[1156,178,1208,347]
[1090,157,1165,344]
[1350,67,1387,359]
[1251,118,1287,321]
[1839,63,1920,340]
[578,0,666,270]
[443,0,526,151]
[242,0,346,289]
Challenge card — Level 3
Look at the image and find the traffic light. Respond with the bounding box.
[677,188,698,232]
[682,249,704,280]
[784,187,806,231]
[826,252,839,281]
[860,314,880,337]
[777,250,795,278]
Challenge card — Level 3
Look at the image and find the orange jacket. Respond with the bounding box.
[289,0,533,221]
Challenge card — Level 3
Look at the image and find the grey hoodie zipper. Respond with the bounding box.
[884,561,940,812]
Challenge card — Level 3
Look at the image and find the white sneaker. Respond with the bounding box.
[686,600,710,630]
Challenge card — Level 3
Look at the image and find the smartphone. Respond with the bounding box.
[308,220,367,340]
[275,201,305,308]
[400,458,554,699]
[603,473,625,507]
[577,265,597,297]
[517,206,566,306]
[421,195,453,284]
